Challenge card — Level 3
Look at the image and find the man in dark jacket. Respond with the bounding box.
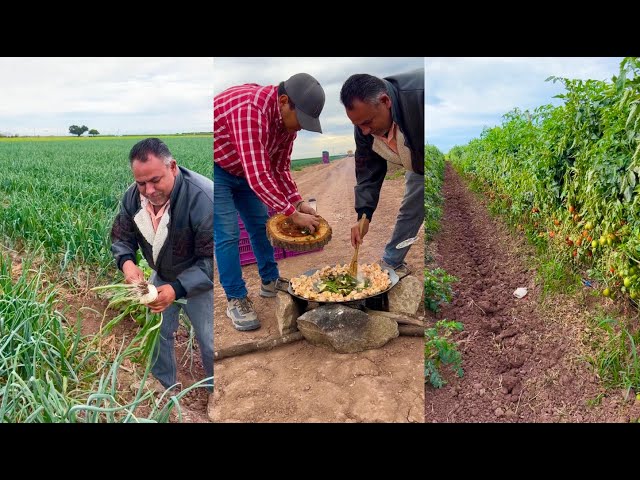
[111,138,213,408]
[340,69,424,275]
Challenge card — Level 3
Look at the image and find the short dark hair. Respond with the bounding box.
[340,74,387,109]
[129,137,173,165]
[277,81,296,110]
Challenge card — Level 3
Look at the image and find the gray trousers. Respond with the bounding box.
[382,171,424,268]
[150,273,213,392]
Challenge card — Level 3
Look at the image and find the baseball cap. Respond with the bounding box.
[284,73,325,133]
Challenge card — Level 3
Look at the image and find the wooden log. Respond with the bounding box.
[363,308,426,327]
[398,325,424,337]
[214,332,304,360]
[215,325,423,361]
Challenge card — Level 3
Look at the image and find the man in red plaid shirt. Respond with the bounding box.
[214,73,325,331]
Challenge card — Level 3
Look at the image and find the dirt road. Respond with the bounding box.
[212,157,425,423]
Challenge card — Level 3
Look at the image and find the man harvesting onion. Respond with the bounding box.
[110,138,213,407]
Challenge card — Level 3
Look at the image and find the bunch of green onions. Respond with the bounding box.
[91,281,185,365]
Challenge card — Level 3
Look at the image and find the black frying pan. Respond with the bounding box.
[282,265,400,304]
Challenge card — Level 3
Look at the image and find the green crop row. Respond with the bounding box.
[0,137,211,276]
[449,57,640,303]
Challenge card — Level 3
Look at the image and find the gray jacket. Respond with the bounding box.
[110,166,213,299]
[354,69,425,223]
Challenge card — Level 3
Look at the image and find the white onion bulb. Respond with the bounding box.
[138,283,159,304]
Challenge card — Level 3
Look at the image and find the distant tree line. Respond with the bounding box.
[69,125,100,137]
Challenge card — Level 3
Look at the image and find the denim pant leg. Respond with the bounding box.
[149,274,181,389]
[382,171,425,267]
[235,179,279,284]
[182,288,214,392]
[214,163,247,299]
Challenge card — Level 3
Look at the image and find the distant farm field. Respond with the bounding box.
[0,134,210,143]
[290,154,344,170]
[0,136,211,275]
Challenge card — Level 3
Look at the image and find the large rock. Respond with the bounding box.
[276,291,303,335]
[296,304,398,353]
[388,275,423,315]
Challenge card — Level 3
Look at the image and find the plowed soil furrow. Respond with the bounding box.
[425,163,640,423]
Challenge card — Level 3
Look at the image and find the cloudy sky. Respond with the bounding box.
[427,57,626,154]
[214,57,424,159]
[0,57,213,137]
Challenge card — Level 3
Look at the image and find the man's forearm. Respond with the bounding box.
[245,173,297,216]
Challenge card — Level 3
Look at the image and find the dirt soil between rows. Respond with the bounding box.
[212,157,425,423]
[425,163,640,423]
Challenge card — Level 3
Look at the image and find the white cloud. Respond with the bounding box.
[0,56,424,149]
[214,57,424,159]
[0,57,213,136]
[426,57,625,153]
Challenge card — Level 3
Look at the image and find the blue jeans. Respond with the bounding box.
[382,171,424,268]
[213,163,279,299]
[150,273,214,392]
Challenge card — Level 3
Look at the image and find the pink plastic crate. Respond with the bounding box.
[239,237,254,265]
[284,247,324,258]
[239,237,285,266]
[237,208,280,265]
